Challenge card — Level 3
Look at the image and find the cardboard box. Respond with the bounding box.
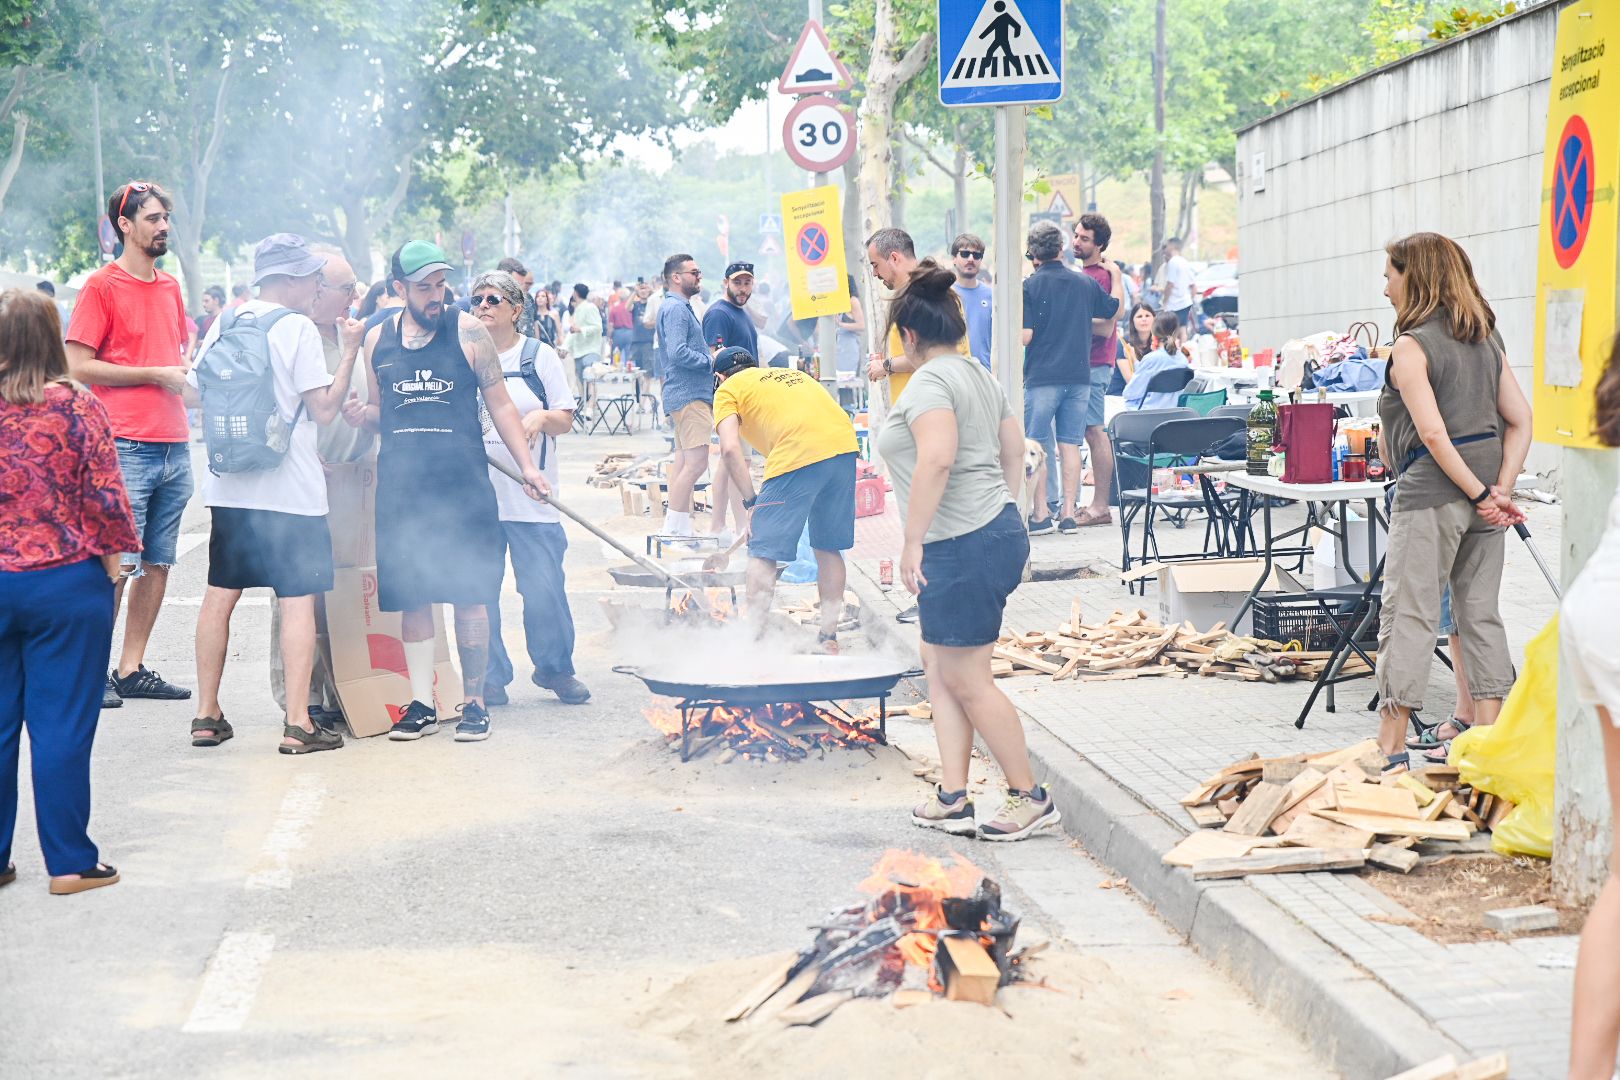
[1123,558,1298,635]
[326,458,379,569]
[1309,514,1387,589]
[324,566,459,737]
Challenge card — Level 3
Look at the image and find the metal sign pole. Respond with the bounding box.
[992,105,1026,424]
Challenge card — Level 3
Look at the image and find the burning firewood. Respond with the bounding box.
[724,851,1026,1025]
[644,701,883,762]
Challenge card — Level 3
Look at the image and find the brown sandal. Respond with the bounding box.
[1074,508,1113,527]
[191,714,233,747]
[279,723,343,755]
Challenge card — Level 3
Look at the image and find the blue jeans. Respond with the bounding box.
[486,521,576,690]
[1025,382,1087,509]
[113,438,193,571]
[918,504,1029,647]
[0,558,114,875]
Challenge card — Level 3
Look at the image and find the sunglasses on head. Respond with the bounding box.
[955,248,984,259]
[117,181,153,219]
[469,294,509,307]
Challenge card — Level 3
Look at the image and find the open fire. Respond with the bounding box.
[645,700,882,762]
[667,588,736,621]
[725,850,1030,1026]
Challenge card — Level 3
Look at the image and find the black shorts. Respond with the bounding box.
[207,507,335,598]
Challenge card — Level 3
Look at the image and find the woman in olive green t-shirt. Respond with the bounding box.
[874,265,1057,843]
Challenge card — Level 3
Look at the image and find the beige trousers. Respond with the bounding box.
[1376,499,1513,711]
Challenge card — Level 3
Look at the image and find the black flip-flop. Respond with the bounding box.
[49,864,119,895]
[896,606,920,624]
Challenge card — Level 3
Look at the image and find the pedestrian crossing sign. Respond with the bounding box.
[938,0,1064,107]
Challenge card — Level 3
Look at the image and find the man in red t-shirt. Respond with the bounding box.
[66,181,198,707]
[1073,212,1127,528]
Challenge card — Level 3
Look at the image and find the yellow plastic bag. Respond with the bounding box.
[1449,616,1558,858]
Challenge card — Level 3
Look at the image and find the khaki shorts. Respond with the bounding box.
[671,400,714,451]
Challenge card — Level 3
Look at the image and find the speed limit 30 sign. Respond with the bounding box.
[782,94,856,173]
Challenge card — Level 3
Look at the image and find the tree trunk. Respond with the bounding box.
[0,110,29,216]
[339,194,376,281]
[168,188,205,312]
[1149,0,1167,271]
[953,145,969,237]
[856,0,933,245]
[890,139,907,233]
[1174,170,1199,250]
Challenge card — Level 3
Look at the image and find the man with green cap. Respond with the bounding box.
[341,241,547,743]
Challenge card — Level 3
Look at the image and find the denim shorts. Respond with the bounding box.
[1086,371,1112,428]
[1439,584,1455,636]
[749,452,858,563]
[918,503,1029,648]
[1024,382,1088,446]
[114,438,194,570]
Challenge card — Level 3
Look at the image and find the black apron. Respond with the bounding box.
[371,308,503,612]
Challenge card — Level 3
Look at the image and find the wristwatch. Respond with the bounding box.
[882,357,894,376]
[742,494,758,510]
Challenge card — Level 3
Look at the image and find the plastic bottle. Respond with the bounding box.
[1246,389,1278,476]
[810,347,822,382]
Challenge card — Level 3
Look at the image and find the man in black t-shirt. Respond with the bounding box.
[701,262,759,358]
[1021,221,1118,533]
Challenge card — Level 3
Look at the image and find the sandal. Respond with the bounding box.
[1407,716,1470,751]
[1382,752,1410,777]
[49,863,119,895]
[817,631,840,656]
[191,714,234,748]
[1419,743,1452,766]
[278,723,343,755]
[0,862,15,888]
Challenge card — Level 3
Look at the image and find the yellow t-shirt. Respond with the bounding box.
[885,323,972,403]
[712,367,859,479]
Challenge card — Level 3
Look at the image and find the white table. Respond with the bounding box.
[1227,385,1383,418]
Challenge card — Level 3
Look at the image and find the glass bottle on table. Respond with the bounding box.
[1246,389,1278,476]
[1365,440,1387,482]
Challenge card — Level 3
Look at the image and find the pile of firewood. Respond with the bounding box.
[1167,740,1510,878]
[992,604,1364,684]
[587,451,666,488]
[777,591,862,633]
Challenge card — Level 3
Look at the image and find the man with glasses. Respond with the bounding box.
[656,253,714,539]
[950,234,993,370]
[66,181,198,709]
[1072,213,1126,528]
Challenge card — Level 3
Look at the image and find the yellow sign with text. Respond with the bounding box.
[781,186,851,320]
[1532,0,1618,448]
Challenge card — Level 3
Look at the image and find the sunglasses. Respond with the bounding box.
[469,294,509,307]
[117,181,153,220]
[955,249,984,259]
[680,268,703,278]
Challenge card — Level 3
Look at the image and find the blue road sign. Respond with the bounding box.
[938,0,1064,107]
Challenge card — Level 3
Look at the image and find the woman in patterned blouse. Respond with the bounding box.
[0,288,140,895]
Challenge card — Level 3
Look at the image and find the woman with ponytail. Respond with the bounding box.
[876,264,1057,842]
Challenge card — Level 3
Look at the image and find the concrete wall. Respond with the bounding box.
[1236,2,1563,415]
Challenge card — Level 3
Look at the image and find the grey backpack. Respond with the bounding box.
[195,307,303,474]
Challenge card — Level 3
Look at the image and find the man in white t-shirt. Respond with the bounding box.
[1158,237,1196,329]
[184,234,365,756]
[471,270,591,707]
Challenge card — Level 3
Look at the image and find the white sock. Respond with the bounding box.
[403,638,435,709]
[665,510,692,535]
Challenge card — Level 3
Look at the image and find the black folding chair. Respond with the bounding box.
[1116,416,1244,591]
[1143,366,1195,401]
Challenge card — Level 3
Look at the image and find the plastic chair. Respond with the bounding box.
[1117,416,1244,588]
[1210,403,1253,421]
[1179,388,1228,416]
[1143,366,1195,399]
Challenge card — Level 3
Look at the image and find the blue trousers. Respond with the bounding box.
[0,558,113,875]
[486,521,577,689]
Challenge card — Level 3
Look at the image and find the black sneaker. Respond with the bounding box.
[482,684,510,707]
[454,701,493,742]
[308,706,345,735]
[533,673,591,705]
[102,675,123,710]
[1027,516,1055,536]
[388,700,439,741]
[1058,516,1079,534]
[111,665,191,700]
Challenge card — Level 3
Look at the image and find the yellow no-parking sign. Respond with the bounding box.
[781,186,852,320]
[1533,1,1620,448]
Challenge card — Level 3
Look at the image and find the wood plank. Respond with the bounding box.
[939,936,1000,1006]
[1383,1056,1460,1080]
[992,645,1065,675]
[1280,814,1375,850]
[1223,781,1292,836]
[1053,655,1083,681]
[1185,804,1227,828]
[1080,668,1184,683]
[1421,789,1455,822]
[1367,843,1421,873]
[1485,795,1515,830]
[1306,739,1381,768]
[1453,1052,1511,1080]
[1315,810,1473,841]
[1164,831,1270,867]
[1277,767,1330,814]
[723,952,800,1022]
[1192,848,1367,880]
[1335,783,1423,819]
[777,990,854,1026]
[1395,774,1438,806]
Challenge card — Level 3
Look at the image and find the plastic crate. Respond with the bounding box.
[1251,593,1367,651]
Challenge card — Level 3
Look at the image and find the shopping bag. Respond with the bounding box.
[1450,616,1558,859]
[1278,403,1334,484]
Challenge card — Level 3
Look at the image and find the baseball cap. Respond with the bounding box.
[395,240,454,283]
[724,261,755,280]
[713,346,757,375]
[252,233,327,284]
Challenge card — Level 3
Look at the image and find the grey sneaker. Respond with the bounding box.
[911,786,977,836]
[977,787,1061,841]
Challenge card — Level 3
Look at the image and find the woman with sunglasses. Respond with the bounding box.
[469,272,591,707]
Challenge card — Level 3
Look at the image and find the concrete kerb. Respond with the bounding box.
[849,568,1467,1080]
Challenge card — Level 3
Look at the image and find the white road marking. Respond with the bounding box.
[176,531,210,560]
[244,776,326,891]
[181,932,276,1034]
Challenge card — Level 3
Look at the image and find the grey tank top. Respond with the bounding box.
[1378,313,1505,512]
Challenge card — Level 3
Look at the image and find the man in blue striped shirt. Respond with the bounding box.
[656,253,714,537]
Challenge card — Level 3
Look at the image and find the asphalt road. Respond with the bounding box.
[0,430,1337,1078]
